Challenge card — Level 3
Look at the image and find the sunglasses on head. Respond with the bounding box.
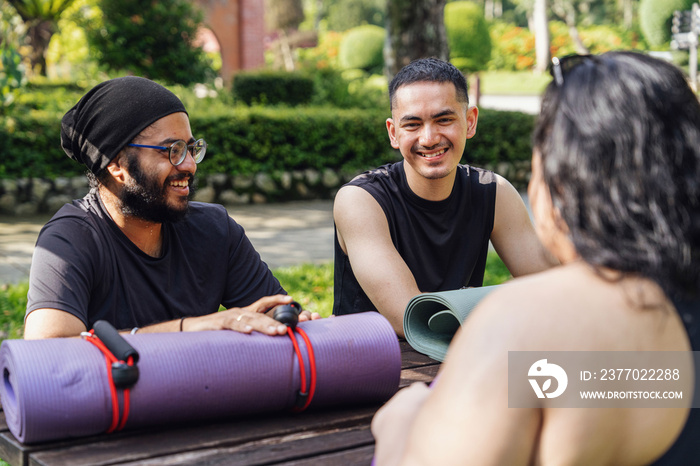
[549,54,595,87]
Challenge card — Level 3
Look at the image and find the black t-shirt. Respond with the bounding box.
[333,161,497,315]
[26,189,284,330]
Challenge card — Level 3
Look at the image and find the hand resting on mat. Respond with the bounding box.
[24,294,321,339]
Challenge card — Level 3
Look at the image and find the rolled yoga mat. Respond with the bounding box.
[403,285,501,362]
[0,312,400,444]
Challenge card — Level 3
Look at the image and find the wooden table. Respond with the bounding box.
[0,341,439,466]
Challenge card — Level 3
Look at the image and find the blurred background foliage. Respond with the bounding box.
[0,0,689,339]
[2,0,663,98]
[1,0,665,105]
[0,0,689,179]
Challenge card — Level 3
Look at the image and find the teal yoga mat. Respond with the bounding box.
[403,285,501,361]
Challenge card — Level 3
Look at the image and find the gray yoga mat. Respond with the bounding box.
[403,285,501,361]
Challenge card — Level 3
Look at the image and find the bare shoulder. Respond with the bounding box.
[333,186,386,231]
[448,268,569,357]
[492,173,528,218]
[454,262,688,356]
[437,264,691,464]
[493,172,519,197]
[333,185,382,221]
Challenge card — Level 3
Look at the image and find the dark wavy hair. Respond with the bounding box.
[533,51,700,301]
[388,57,468,110]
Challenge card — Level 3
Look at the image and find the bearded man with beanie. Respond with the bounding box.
[25,77,317,339]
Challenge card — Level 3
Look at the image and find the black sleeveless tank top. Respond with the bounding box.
[333,161,497,315]
[651,297,700,465]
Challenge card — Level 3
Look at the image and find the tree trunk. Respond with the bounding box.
[551,0,589,55]
[567,23,588,54]
[315,0,323,32]
[622,0,633,29]
[494,0,503,18]
[26,19,55,76]
[384,0,449,80]
[279,30,295,71]
[533,0,550,74]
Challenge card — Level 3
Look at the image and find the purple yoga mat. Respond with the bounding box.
[0,312,400,444]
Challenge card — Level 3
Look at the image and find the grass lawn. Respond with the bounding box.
[477,70,552,95]
[0,252,511,340]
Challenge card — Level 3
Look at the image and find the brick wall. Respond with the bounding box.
[195,0,265,84]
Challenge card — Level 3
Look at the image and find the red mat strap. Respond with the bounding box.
[287,326,317,412]
[83,330,133,433]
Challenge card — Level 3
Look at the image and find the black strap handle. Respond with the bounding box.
[93,320,140,363]
[272,301,302,329]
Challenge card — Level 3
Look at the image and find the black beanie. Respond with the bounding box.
[60,76,188,174]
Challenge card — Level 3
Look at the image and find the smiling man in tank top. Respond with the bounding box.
[332,58,557,336]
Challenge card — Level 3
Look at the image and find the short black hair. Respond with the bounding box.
[388,57,468,110]
[533,51,700,300]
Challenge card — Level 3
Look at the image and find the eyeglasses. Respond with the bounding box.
[549,54,594,87]
[127,139,207,166]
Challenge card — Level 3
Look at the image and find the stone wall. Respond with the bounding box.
[0,161,531,216]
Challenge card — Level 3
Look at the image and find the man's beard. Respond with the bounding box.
[118,154,195,224]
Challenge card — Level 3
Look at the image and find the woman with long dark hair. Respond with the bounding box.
[372,51,700,465]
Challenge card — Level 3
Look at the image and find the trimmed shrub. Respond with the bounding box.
[467,109,535,164]
[338,25,386,72]
[189,106,398,176]
[1,105,534,180]
[2,111,79,179]
[488,21,648,71]
[445,1,492,72]
[639,0,694,47]
[579,25,646,53]
[232,71,315,106]
[488,22,536,71]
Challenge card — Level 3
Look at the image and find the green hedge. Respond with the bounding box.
[232,72,315,106]
[466,109,535,164]
[1,107,534,179]
[189,107,399,175]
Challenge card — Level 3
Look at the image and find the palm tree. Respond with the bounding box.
[6,0,76,76]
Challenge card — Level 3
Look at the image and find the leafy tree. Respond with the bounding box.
[1,3,27,109]
[385,0,449,79]
[266,0,305,31]
[618,0,635,29]
[84,0,213,85]
[444,2,492,72]
[5,0,76,76]
[550,0,590,53]
[45,0,101,81]
[325,0,386,31]
[639,0,693,47]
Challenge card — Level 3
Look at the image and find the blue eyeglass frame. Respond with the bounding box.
[127,138,207,166]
